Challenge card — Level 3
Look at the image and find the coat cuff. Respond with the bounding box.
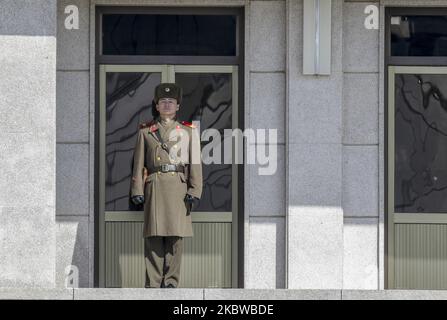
[131,186,144,198]
[186,190,201,199]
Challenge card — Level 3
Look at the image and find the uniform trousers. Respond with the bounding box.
[144,236,183,288]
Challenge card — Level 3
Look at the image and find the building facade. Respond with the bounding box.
[1,0,447,291]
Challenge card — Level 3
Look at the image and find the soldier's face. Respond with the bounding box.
[156,98,179,117]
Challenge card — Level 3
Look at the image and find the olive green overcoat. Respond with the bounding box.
[130,118,203,238]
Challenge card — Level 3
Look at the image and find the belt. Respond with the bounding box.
[153,164,185,173]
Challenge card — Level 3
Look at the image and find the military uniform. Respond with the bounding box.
[130,83,203,288]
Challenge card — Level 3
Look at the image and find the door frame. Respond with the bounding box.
[94,5,246,288]
[384,6,447,289]
[98,64,239,288]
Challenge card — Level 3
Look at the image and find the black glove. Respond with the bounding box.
[131,195,145,205]
[184,194,199,211]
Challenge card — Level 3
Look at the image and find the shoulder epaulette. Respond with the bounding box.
[139,120,156,129]
[181,120,196,128]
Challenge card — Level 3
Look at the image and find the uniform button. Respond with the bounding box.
[158,172,161,175]
[157,156,161,161]
[171,172,175,176]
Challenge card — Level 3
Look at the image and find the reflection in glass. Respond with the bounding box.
[105,72,159,211]
[391,15,447,56]
[394,73,447,213]
[176,73,233,212]
[102,14,237,56]
[105,71,233,213]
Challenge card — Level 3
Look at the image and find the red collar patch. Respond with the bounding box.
[181,121,196,128]
[149,124,158,132]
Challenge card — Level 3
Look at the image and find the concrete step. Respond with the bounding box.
[1,288,447,300]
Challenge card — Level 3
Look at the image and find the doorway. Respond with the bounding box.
[94,6,245,288]
[386,7,447,289]
[387,66,447,289]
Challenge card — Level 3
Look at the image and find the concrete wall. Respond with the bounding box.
[247,0,381,290]
[246,0,286,289]
[284,0,383,290]
[0,0,57,287]
[342,1,380,290]
[56,0,91,287]
[286,0,344,289]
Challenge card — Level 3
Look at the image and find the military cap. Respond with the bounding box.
[153,83,182,105]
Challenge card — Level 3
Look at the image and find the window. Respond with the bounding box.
[102,14,237,56]
[391,15,447,56]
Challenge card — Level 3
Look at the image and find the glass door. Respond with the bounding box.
[98,65,238,288]
[387,66,447,289]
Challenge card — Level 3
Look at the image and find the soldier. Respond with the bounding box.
[130,83,203,288]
